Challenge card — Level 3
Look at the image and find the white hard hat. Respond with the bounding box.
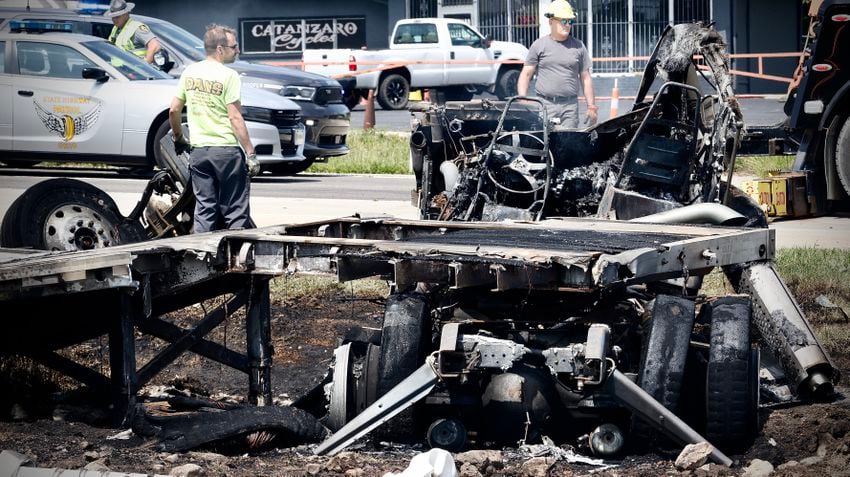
[544,0,576,20]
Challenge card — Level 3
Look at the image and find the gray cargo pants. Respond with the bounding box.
[189,146,253,233]
[543,99,580,129]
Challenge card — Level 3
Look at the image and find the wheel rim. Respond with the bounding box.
[386,78,408,106]
[43,204,120,252]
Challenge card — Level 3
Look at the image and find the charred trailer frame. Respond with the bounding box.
[0,235,278,426]
[275,218,838,461]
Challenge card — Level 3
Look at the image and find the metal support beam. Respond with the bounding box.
[109,292,138,427]
[246,277,273,406]
[136,290,248,389]
[731,262,838,397]
[136,317,250,373]
[314,360,439,456]
[27,351,110,393]
[605,369,733,466]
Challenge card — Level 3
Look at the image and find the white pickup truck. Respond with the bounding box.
[303,18,528,110]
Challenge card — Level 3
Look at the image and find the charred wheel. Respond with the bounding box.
[705,296,759,453]
[374,291,430,440]
[1,178,146,251]
[631,294,696,448]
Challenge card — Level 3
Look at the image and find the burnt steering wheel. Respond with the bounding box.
[484,130,553,195]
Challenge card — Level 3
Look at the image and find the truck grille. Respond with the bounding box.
[315,86,344,104]
[281,144,299,156]
[273,110,302,128]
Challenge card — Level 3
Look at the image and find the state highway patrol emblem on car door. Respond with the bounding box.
[34,100,103,142]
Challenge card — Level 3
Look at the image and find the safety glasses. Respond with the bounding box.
[557,18,574,26]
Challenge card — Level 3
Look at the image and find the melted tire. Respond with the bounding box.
[374,291,429,441]
[721,182,768,228]
[631,294,696,448]
[705,296,758,453]
[1,178,146,250]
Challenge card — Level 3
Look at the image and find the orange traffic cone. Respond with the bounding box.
[363,89,375,130]
[610,79,620,119]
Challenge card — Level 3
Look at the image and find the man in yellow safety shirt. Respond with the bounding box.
[103,0,161,65]
[168,24,258,232]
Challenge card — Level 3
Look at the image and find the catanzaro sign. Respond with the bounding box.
[239,17,367,55]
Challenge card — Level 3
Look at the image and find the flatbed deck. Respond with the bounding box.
[0,216,778,424]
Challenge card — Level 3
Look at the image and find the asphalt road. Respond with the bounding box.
[0,169,419,226]
[0,170,847,249]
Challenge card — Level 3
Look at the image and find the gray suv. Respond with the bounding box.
[0,8,351,175]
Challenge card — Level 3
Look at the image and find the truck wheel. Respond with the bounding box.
[835,116,850,197]
[495,68,520,100]
[268,158,315,176]
[343,90,363,110]
[705,296,759,453]
[376,74,410,110]
[375,292,430,441]
[152,119,172,170]
[1,178,146,251]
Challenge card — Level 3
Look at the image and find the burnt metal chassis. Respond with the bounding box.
[0,217,837,443]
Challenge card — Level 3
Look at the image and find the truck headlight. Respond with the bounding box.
[241,106,273,124]
[282,86,316,101]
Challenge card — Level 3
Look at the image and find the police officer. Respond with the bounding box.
[103,0,161,64]
[518,0,597,128]
[168,24,258,233]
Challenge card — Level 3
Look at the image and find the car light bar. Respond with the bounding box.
[9,20,73,33]
[77,0,110,15]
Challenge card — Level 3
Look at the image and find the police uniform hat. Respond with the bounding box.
[104,0,136,18]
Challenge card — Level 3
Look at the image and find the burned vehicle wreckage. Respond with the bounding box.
[0,22,840,468]
[410,23,750,225]
[316,23,838,462]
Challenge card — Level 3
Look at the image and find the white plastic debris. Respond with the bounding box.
[519,443,612,468]
[382,448,458,477]
[106,429,134,440]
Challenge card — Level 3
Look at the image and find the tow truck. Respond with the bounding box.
[738,0,850,214]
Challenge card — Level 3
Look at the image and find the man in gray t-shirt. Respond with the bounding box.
[518,0,597,128]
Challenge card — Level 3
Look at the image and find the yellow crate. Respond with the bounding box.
[768,171,810,217]
[742,179,774,215]
[742,172,810,217]
[771,178,789,216]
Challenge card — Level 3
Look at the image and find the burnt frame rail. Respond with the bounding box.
[0,216,826,425]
